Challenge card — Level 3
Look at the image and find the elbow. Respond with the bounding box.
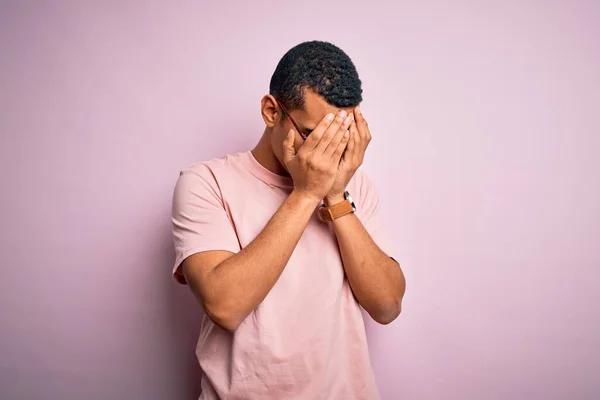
[203,301,244,333]
[370,300,402,325]
[372,265,406,325]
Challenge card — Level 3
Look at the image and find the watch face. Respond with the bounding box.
[344,191,357,211]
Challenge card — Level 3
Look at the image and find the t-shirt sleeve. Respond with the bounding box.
[171,164,240,284]
[356,172,397,260]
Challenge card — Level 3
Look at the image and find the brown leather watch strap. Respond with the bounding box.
[318,199,355,222]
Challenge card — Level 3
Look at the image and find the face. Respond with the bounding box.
[261,88,356,171]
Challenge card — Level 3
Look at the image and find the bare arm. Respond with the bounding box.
[181,109,353,332]
[182,190,319,332]
[329,208,405,324]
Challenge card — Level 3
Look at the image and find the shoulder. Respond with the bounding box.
[180,152,245,178]
[174,152,246,200]
[177,152,247,186]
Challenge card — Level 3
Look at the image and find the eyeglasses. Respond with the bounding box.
[275,99,309,141]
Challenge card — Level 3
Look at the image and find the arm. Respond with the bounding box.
[324,106,405,324]
[182,190,318,332]
[326,193,405,324]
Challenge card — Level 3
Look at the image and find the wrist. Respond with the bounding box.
[289,189,322,209]
[324,193,345,206]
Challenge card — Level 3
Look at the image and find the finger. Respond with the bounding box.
[282,129,296,165]
[354,105,371,140]
[345,118,358,160]
[319,111,351,155]
[315,111,346,154]
[324,112,352,157]
[301,113,335,151]
[332,130,350,163]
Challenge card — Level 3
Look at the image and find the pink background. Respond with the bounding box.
[1,1,599,399]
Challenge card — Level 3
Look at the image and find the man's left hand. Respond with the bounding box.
[325,105,371,205]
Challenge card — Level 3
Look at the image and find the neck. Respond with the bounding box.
[252,129,289,177]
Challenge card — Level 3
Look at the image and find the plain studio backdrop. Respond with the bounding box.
[1,1,599,399]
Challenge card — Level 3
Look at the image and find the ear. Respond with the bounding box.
[261,94,281,128]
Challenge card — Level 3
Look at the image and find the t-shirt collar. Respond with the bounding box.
[244,151,294,188]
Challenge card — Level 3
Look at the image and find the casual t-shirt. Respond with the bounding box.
[172,151,394,400]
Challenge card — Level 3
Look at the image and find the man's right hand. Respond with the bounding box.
[282,110,352,202]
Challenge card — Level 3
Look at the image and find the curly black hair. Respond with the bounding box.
[269,41,362,113]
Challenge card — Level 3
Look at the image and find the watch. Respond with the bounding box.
[318,191,357,222]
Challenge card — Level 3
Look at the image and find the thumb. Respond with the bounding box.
[282,129,296,164]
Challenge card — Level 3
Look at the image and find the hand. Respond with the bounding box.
[283,110,352,203]
[325,106,371,205]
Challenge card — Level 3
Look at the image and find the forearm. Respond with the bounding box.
[205,190,319,329]
[332,213,405,324]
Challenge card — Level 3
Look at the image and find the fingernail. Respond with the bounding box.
[339,110,347,118]
[344,116,351,125]
[326,113,334,121]
[350,113,354,120]
[344,130,349,138]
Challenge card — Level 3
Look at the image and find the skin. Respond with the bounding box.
[182,88,406,332]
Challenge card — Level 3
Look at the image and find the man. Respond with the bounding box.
[172,41,406,400]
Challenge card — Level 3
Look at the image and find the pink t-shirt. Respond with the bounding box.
[172,151,393,400]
